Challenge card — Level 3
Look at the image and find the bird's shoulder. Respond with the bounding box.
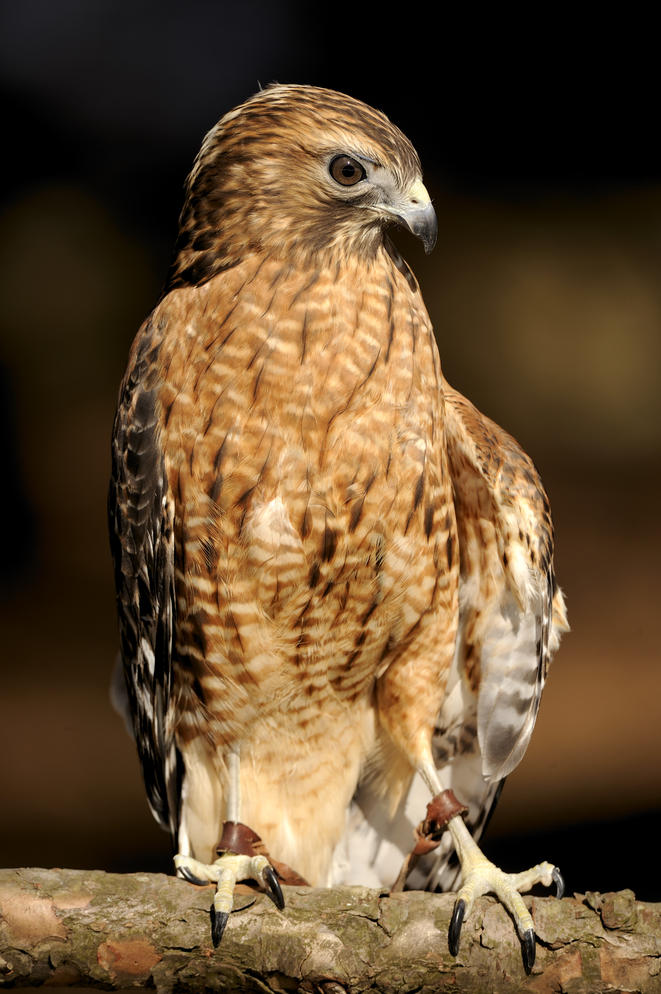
[443,381,555,599]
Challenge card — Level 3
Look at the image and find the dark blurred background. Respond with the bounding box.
[1,4,659,902]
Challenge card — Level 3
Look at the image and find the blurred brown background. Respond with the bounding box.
[1,6,659,901]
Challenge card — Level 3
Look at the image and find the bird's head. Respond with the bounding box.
[167,84,437,290]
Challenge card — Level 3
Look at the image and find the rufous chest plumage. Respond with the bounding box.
[139,249,453,745]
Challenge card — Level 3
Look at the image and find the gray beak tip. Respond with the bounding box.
[396,201,438,255]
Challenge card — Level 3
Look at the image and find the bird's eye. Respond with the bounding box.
[329,155,366,187]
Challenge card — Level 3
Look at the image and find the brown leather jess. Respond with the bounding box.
[216,821,310,887]
[391,789,469,892]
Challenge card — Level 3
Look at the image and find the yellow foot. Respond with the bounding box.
[446,815,563,973]
[174,852,284,946]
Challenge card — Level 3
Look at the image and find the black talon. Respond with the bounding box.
[263,864,285,910]
[178,866,208,886]
[448,898,465,957]
[211,906,229,947]
[552,866,565,900]
[521,927,536,974]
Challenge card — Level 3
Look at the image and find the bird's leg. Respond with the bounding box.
[174,745,284,946]
[418,760,563,974]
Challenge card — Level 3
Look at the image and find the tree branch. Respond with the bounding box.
[1,868,660,992]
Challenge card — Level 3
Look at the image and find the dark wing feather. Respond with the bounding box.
[108,321,181,836]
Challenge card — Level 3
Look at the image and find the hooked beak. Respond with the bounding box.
[392,179,437,254]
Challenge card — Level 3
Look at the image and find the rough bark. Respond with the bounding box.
[0,868,660,993]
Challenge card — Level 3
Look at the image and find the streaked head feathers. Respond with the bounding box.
[167,83,434,289]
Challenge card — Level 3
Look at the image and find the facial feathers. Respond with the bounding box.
[167,84,426,289]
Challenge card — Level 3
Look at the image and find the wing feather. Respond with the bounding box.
[108,320,181,836]
[443,382,568,782]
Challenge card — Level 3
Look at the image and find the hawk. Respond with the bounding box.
[109,84,568,971]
